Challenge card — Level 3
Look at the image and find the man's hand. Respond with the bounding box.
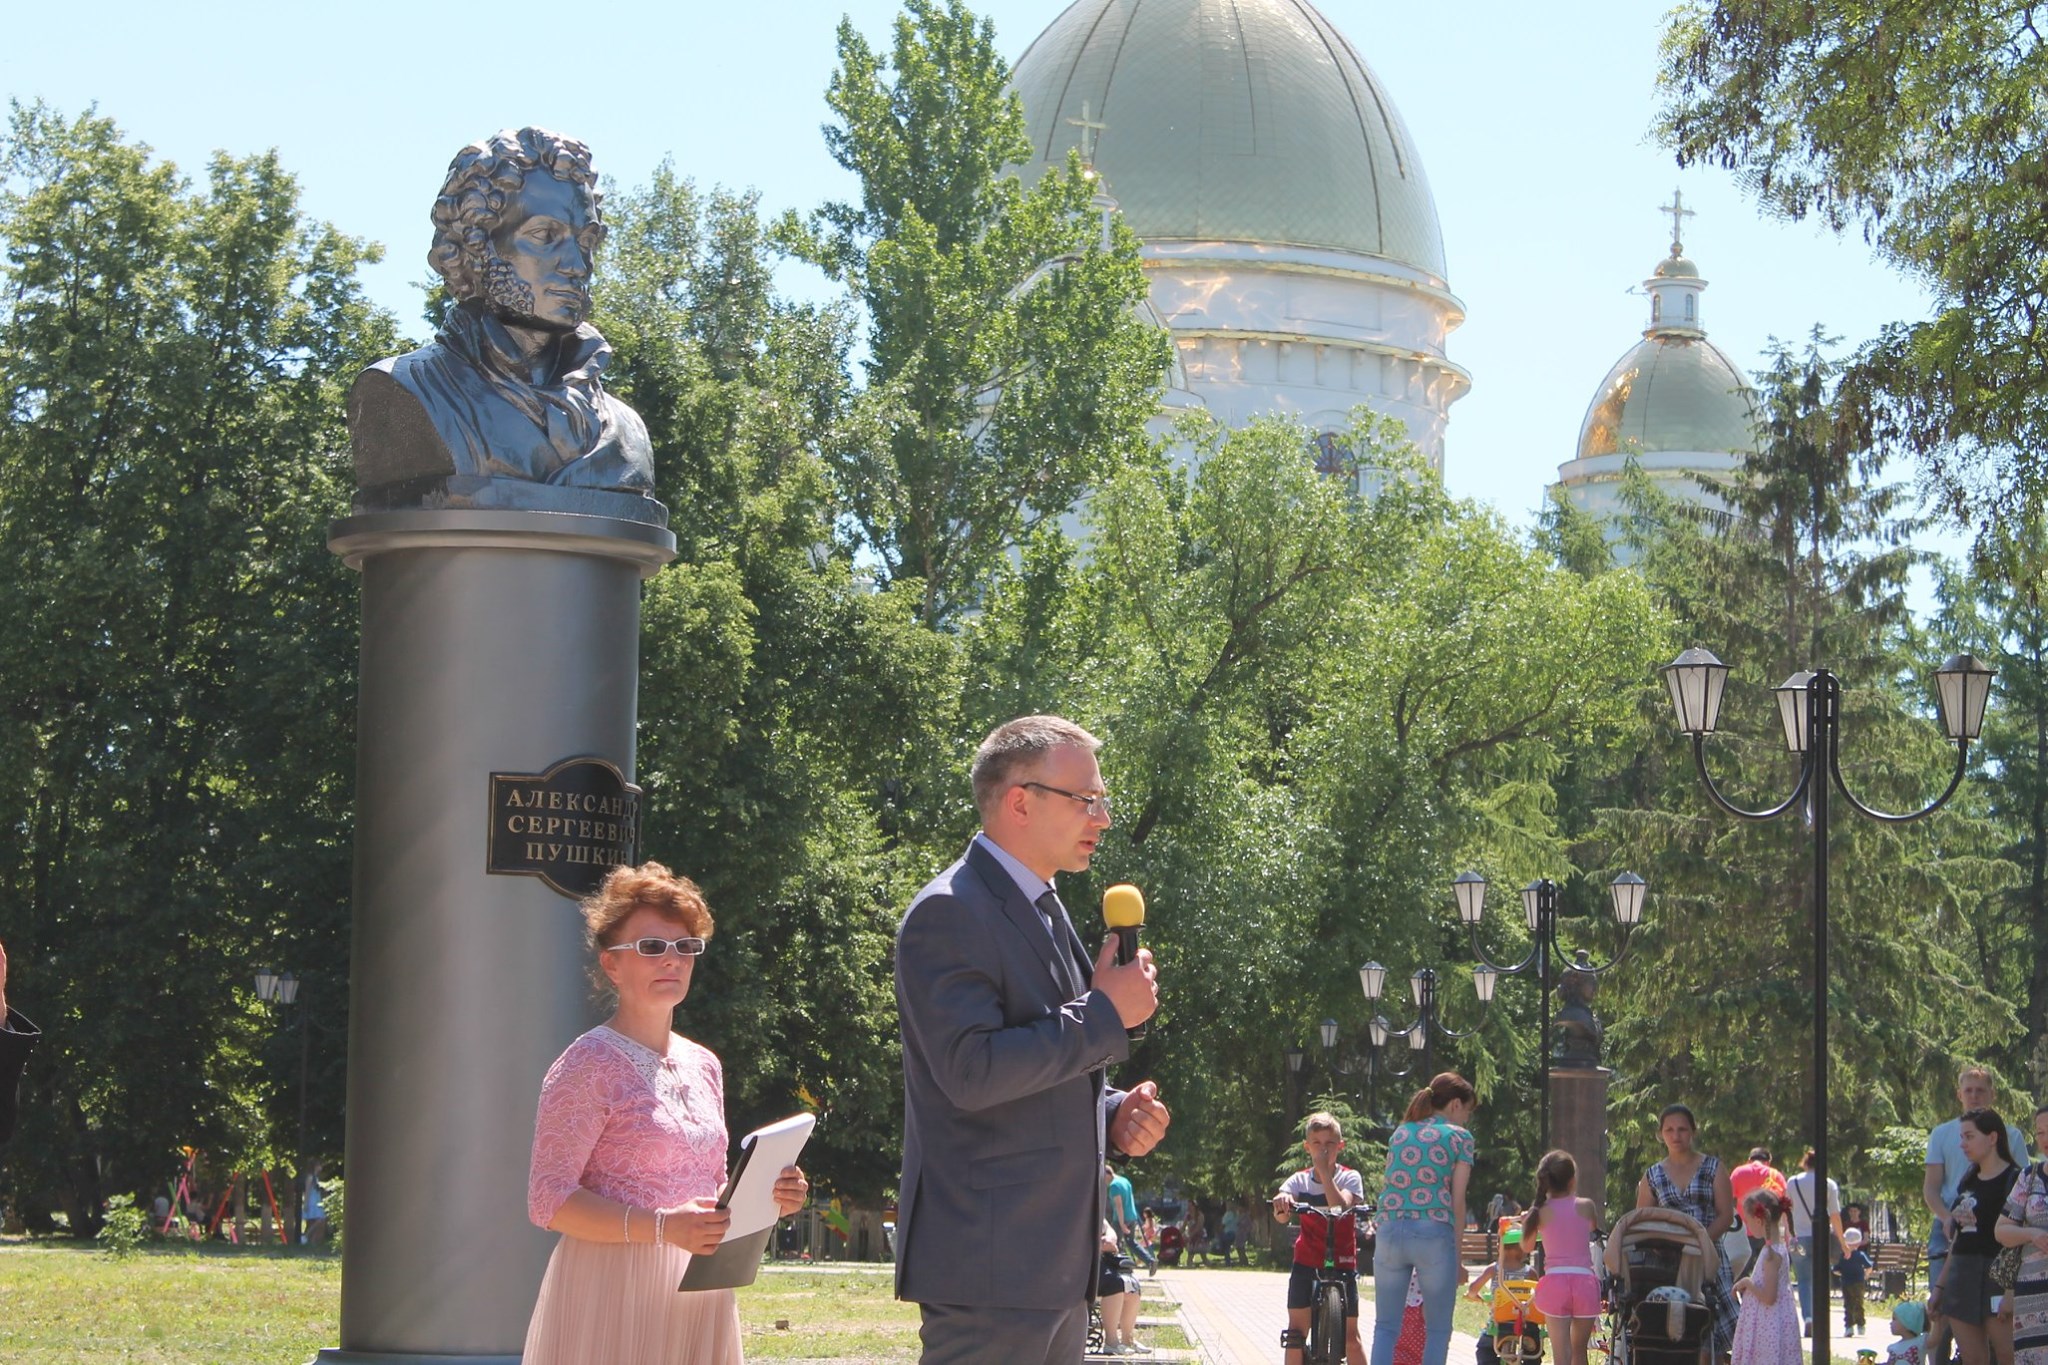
[1109,1080,1169,1156]
[1092,938,1158,1029]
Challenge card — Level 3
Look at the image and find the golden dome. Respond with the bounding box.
[1577,334,1758,463]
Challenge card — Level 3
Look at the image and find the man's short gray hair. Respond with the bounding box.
[970,715,1101,817]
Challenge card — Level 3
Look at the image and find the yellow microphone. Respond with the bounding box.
[1102,884,1148,1040]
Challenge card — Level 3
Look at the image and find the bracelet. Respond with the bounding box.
[655,1210,666,1247]
[623,1205,634,1243]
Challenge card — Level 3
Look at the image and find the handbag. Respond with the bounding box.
[1992,1243,2023,1292]
[1989,1161,2038,1291]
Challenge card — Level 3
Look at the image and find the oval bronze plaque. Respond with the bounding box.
[487,756,643,899]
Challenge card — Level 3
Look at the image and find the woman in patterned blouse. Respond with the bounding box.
[521,862,807,1364]
[1369,1072,1479,1365]
[1635,1103,1737,1364]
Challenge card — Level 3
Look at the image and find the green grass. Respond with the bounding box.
[0,1242,1188,1363]
[0,1238,342,1364]
[735,1269,922,1361]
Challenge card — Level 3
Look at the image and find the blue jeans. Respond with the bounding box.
[1790,1236,1833,1323]
[1371,1218,1459,1365]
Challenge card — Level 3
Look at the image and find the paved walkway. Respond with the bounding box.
[1158,1268,1482,1365]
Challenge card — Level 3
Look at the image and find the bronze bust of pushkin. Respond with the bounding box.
[347,128,658,516]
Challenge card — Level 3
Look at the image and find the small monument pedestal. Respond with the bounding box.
[321,510,673,1364]
[1550,1065,1613,1223]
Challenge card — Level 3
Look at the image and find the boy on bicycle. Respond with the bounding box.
[1273,1112,1367,1365]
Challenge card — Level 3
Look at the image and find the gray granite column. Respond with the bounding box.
[318,509,674,1364]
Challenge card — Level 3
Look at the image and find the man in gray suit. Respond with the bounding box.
[896,715,1169,1364]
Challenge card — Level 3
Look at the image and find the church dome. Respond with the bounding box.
[1653,254,1700,279]
[1010,0,1448,280]
[1576,333,1758,462]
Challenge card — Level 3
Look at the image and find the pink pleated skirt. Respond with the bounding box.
[522,1234,744,1364]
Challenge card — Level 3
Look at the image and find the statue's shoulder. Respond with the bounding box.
[355,339,465,402]
[348,344,468,487]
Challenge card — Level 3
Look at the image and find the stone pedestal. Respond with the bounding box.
[319,509,674,1364]
[1551,1066,1613,1223]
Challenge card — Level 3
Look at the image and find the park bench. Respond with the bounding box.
[1460,1228,1495,1265]
[1871,1240,1921,1300]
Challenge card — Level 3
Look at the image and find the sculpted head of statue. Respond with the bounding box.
[428,128,607,334]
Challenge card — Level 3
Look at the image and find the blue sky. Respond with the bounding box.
[5,0,1937,537]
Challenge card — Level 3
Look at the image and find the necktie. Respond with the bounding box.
[1036,890,1088,995]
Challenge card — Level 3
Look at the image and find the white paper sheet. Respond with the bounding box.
[721,1111,816,1238]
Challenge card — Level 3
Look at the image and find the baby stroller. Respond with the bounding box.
[1602,1207,1720,1365]
[1157,1222,1186,1267]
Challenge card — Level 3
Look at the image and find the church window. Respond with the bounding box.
[1313,432,1351,480]
[1684,294,1695,322]
[1651,295,1662,326]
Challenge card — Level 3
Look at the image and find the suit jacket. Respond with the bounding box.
[0,1008,39,1144]
[895,841,1130,1311]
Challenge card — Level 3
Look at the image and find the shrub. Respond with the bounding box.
[320,1178,344,1253]
[96,1194,149,1258]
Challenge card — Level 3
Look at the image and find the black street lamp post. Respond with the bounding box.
[255,968,309,1246]
[1357,963,1481,1082]
[1661,647,1992,1365]
[1452,870,1646,1153]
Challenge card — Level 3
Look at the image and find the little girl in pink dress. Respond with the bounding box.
[1733,1191,1804,1365]
[1527,1150,1603,1365]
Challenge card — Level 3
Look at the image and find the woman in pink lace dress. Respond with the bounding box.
[523,863,808,1364]
[1732,1190,1803,1365]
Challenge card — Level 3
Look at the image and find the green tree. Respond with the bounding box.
[591,167,961,1199]
[967,411,1668,1203]
[1657,0,2048,578]
[1932,560,2048,1090]
[786,0,1171,626]
[1594,339,2019,1208]
[0,101,395,1230]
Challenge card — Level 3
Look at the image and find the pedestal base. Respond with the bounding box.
[1551,1066,1613,1222]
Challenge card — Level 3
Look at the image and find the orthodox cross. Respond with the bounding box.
[1660,188,1695,255]
[1067,100,1108,165]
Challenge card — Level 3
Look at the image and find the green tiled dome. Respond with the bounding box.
[1010,0,1448,279]
[1577,334,1759,461]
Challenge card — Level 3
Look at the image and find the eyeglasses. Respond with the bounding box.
[604,937,706,958]
[1022,782,1112,819]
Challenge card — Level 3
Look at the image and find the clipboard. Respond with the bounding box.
[678,1112,815,1292]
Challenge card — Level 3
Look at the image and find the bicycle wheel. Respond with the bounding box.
[1314,1281,1347,1363]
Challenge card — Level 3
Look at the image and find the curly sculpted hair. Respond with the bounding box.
[427,127,605,302]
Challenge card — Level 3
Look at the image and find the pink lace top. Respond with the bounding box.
[527,1025,729,1229]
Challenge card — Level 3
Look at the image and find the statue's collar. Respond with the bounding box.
[440,302,611,426]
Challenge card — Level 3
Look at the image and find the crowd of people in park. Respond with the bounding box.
[1243,1062,2048,1365]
